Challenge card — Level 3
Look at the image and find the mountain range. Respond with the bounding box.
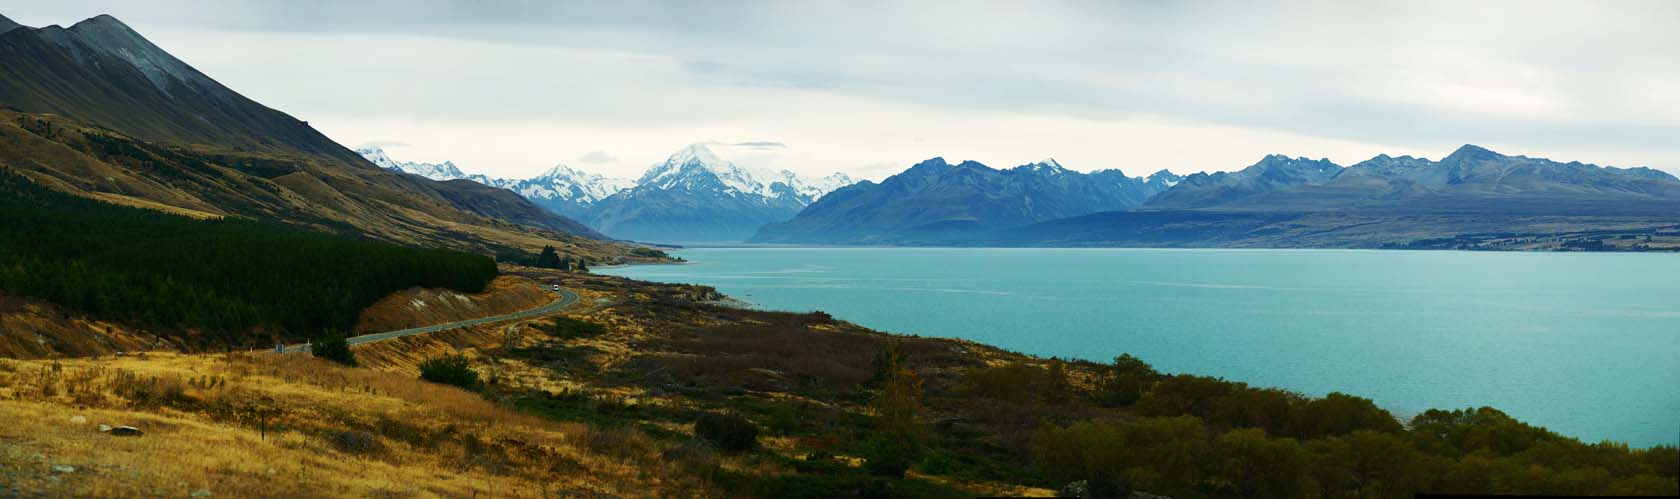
[756,144,1680,249]
[753,158,1181,244]
[5,13,1673,253]
[0,13,624,257]
[358,144,857,243]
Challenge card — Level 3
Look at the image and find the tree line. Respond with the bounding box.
[0,169,497,345]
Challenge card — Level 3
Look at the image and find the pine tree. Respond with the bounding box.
[864,340,928,477]
[534,245,562,268]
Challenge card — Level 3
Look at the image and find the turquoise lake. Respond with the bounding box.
[599,247,1680,447]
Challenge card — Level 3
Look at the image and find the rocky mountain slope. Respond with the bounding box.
[751,157,1178,244]
[0,13,621,257]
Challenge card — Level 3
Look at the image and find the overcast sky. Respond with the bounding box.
[9,1,1680,180]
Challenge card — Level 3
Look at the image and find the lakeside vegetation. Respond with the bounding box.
[0,263,1674,497]
[1022,357,1676,497]
[0,169,496,343]
[496,271,1680,498]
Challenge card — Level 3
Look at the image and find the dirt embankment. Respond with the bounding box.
[352,275,556,334]
[0,294,178,359]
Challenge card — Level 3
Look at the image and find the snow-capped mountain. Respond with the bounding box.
[632,143,853,202]
[588,143,858,242]
[355,147,473,182]
[357,144,858,242]
[499,165,635,220]
[509,165,636,205]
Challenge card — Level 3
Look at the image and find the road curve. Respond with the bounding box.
[285,288,579,353]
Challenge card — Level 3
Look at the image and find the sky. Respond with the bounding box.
[8,1,1680,181]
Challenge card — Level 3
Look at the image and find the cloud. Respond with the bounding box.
[577,150,614,164]
[354,139,408,150]
[12,1,1677,177]
[729,141,786,150]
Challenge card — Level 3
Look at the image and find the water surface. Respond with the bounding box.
[600,247,1680,447]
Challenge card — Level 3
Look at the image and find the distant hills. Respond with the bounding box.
[0,13,627,258]
[757,145,1680,250]
[359,144,857,243]
[753,158,1179,244]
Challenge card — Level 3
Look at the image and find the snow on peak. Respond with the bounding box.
[806,172,858,197]
[634,143,859,202]
[356,147,397,169]
[355,147,467,181]
[521,163,633,202]
[670,143,723,166]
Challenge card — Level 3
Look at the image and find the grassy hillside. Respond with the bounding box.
[0,169,496,345]
[0,110,645,260]
[0,352,710,497]
[1,269,1674,497]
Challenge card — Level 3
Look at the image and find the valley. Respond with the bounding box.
[2,7,1677,499]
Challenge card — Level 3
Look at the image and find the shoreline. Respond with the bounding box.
[592,249,1678,449]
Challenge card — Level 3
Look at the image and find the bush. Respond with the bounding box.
[329,430,384,455]
[310,333,357,367]
[695,412,759,453]
[958,360,1073,405]
[764,404,802,435]
[418,353,481,391]
[544,317,607,339]
[630,247,670,259]
[662,438,721,478]
[863,436,919,477]
[1297,392,1402,438]
[1095,353,1160,407]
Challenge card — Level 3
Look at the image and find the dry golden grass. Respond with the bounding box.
[0,352,720,498]
[353,275,556,334]
[0,294,171,359]
[0,110,663,262]
[0,267,1071,497]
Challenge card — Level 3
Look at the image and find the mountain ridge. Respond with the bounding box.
[752,156,1179,244]
[0,13,626,258]
[753,144,1680,249]
[357,143,858,243]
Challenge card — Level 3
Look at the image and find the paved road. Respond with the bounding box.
[283,288,578,353]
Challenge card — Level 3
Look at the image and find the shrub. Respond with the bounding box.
[764,404,801,435]
[1031,416,1210,497]
[695,412,759,453]
[863,436,919,477]
[1135,374,1235,418]
[329,430,384,455]
[544,317,607,339]
[310,333,357,367]
[1297,392,1402,438]
[582,426,655,460]
[418,353,481,391]
[958,360,1073,405]
[630,247,670,259]
[1095,353,1160,407]
[865,351,929,478]
[662,438,721,479]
